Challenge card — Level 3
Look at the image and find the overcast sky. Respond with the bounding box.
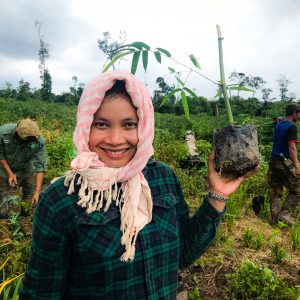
[1,0,300,100]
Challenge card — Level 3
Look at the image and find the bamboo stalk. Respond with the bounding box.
[216,24,234,124]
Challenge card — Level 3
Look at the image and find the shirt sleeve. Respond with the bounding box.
[173,173,225,268]
[287,125,298,142]
[32,137,47,173]
[0,134,5,160]
[19,192,69,299]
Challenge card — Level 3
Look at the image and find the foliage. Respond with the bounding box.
[225,260,297,300]
[98,31,127,61]
[188,287,203,300]
[101,40,205,122]
[35,20,52,102]
[270,242,290,264]
[45,133,76,182]
[243,227,255,248]
[290,223,300,252]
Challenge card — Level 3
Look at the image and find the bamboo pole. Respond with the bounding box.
[216,24,234,124]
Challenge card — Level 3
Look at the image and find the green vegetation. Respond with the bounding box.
[225,260,300,300]
[1,97,300,299]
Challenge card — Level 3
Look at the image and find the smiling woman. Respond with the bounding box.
[19,70,254,300]
[88,81,139,168]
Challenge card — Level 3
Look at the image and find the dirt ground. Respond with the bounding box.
[177,215,300,299]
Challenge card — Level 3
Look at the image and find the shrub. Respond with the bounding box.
[225,260,296,300]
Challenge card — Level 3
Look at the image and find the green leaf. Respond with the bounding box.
[142,50,148,71]
[175,76,185,87]
[183,87,199,99]
[102,50,134,72]
[214,89,223,99]
[168,67,175,73]
[157,47,171,57]
[12,276,23,300]
[229,86,255,92]
[131,41,150,50]
[154,51,161,63]
[131,51,141,74]
[181,91,190,121]
[159,88,182,107]
[189,54,201,69]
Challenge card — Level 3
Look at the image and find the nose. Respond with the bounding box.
[105,128,124,146]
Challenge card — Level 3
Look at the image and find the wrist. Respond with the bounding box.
[208,191,229,202]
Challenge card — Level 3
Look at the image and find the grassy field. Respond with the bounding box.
[1,98,300,299]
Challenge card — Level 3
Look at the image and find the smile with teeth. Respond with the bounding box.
[102,148,128,154]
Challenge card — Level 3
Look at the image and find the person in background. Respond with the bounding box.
[268,103,300,225]
[0,119,46,219]
[20,71,255,299]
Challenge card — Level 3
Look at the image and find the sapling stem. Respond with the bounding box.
[216,24,234,124]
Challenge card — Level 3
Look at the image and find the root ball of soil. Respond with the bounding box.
[213,124,260,178]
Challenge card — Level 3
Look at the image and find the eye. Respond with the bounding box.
[124,122,138,128]
[93,121,108,128]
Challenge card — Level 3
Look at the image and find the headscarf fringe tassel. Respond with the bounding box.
[64,170,138,262]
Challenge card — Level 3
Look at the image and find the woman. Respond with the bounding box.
[20,70,252,299]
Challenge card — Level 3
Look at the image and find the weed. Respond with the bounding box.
[270,242,289,264]
[225,260,296,299]
[243,227,254,248]
[290,224,300,252]
[223,236,234,256]
[254,231,265,250]
[188,287,203,300]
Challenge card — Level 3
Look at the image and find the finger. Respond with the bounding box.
[207,151,216,172]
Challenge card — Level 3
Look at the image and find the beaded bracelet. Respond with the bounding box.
[208,191,229,203]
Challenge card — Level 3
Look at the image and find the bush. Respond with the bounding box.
[225,260,297,300]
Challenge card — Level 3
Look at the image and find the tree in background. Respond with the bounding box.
[17,79,31,101]
[152,77,175,113]
[0,82,17,99]
[229,70,266,98]
[98,31,127,68]
[261,88,273,102]
[277,74,294,101]
[35,20,52,102]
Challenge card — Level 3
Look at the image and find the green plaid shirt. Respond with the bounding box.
[20,160,225,300]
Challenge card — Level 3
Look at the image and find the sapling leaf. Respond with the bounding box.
[157,47,171,57]
[189,54,201,69]
[142,50,148,71]
[229,86,255,92]
[159,88,182,107]
[131,51,141,74]
[102,51,134,72]
[175,76,185,87]
[181,91,190,121]
[183,87,199,99]
[131,41,150,50]
[214,89,223,99]
[154,51,161,63]
[168,67,175,73]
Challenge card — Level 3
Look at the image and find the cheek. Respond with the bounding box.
[88,128,102,148]
[130,129,139,146]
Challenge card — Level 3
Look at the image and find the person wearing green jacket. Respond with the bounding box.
[0,119,46,218]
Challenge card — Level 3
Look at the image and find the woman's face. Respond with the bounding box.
[89,96,139,168]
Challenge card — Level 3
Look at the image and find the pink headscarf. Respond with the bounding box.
[64,71,154,261]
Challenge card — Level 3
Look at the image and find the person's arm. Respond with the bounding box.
[178,152,257,267]
[0,159,17,185]
[31,172,44,205]
[19,191,70,299]
[288,142,300,175]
